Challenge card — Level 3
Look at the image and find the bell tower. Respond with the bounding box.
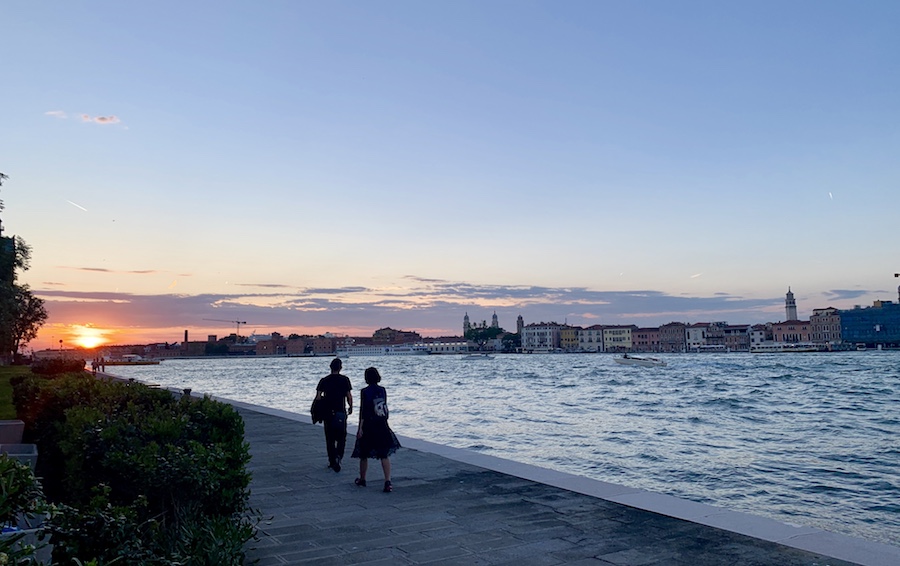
[785,287,798,321]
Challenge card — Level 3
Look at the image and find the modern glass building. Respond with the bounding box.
[840,300,900,348]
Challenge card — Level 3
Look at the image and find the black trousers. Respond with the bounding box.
[323,411,347,466]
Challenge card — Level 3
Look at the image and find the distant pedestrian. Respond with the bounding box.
[315,358,353,472]
[352,366,401,493]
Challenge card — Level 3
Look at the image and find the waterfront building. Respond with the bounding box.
[373,327,422,344]
[840,300,900,348]
[463,313,471,336]
[255,338,285,356]
[180,340,209,356]
[559,326,581,352]
[310,336,335,355]
[521,322,562,353]
[632,327,660,352]
[706,322,727,348]
[602,325,636,352]
[33,348,85,361]
[687,322,727,350]
[810,307,842,345]
[771,320,811,343]
[686,323,711,350]
[749,324,771,347]
[578,325,604,352]
[659,322,687,353]
[285,337,307,355]
[723,325,751,352]
[516,315,524,335]
[227,342,256,355]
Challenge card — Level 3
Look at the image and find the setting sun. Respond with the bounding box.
[71,325,110,349]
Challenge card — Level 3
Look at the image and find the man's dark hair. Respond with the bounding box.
[330,358,342,372]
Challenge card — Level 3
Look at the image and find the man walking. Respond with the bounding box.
[315,358,352,472]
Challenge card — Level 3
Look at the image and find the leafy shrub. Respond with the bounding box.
[0,455,49,563]
[30,358,86,375]
[12,374,257,564]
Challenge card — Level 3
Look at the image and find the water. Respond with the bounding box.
[110,352,900,547]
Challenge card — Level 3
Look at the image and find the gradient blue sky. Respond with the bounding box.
[2,1,898,348]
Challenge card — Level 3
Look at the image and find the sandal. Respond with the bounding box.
[354,478,366,487]
[383,480,392,493]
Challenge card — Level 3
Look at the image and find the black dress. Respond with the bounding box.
[351,385,401,460]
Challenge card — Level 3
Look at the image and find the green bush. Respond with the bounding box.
[30,358,86,375]
[12,374,257,564]
[0,455,49,563]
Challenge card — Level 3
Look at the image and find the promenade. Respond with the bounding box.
[237,401,899,566]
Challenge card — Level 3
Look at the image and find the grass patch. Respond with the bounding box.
[0,366,29,420]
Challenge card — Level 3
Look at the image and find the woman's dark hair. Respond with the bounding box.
[364,366,381,384]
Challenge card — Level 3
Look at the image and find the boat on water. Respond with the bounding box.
[462,353,494,360]
[103,354,161,366]
[334,344,430,357]
[614,354,667,367]
[749,342,824,353]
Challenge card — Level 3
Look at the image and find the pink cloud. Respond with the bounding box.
[80,114,121,125]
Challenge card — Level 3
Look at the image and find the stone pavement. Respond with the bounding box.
[237,403,898,566]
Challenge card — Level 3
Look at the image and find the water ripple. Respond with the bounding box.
[110,351,900,547]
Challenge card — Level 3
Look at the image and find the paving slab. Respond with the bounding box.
[235,402,898,566]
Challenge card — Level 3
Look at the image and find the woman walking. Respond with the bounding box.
[351,366,401,492]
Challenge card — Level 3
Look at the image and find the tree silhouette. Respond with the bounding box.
[0,172,49,362]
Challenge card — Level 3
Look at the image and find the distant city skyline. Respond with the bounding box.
[3,2,898,351]
[29,282,900,350]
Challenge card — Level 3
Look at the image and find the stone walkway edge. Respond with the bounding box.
[184,388,898,566]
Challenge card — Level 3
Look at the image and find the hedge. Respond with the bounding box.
[12,372,258,565]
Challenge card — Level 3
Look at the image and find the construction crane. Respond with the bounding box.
[203,319,248,337]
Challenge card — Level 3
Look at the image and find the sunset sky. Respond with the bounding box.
[2,1,898,350]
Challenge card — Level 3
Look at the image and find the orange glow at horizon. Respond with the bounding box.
[69,325,113,349]
[36,322,455,350]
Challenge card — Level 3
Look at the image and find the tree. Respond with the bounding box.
[0,173,49,363]
[465,326,506,350]
[501,333,521,352]
[0,235,30,281]
[0,283,48,362]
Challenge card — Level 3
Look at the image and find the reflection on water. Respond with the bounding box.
[111,352,900,547]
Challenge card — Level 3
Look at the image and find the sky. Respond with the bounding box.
[2,1,899,350]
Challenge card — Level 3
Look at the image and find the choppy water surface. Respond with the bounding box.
[112,352,900,546]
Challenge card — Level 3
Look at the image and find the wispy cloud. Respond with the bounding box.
[233,283,295,289]
[60,266,159,274]
[46,110,123,126]
[822,289,870,301]
[32,279,887,343]
[81,114,120,125]
[31,282,783,338]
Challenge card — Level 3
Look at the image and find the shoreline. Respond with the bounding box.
[170,381,900,566]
